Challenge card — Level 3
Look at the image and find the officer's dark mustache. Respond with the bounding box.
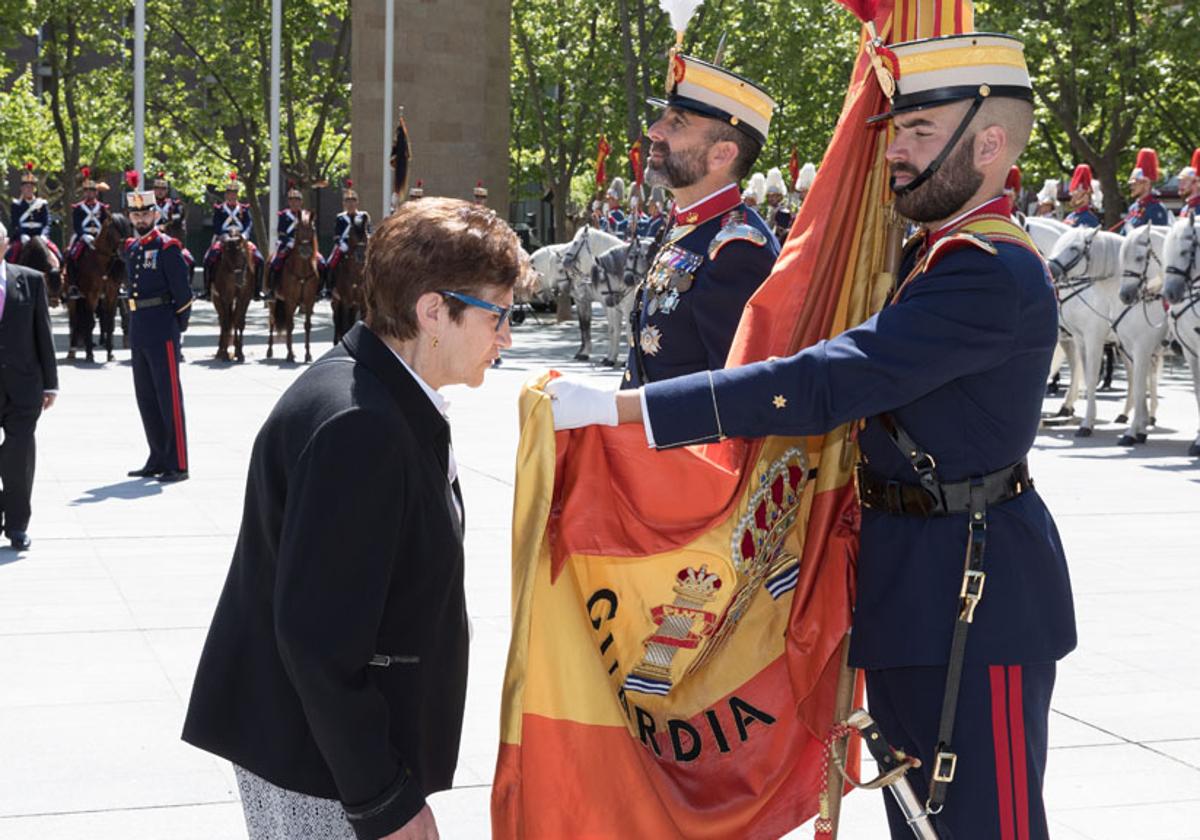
[649,142,671,160]
[889,164,921,189]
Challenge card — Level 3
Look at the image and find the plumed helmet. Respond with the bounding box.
[606,177,625,201]
[765,167,786,196]
[1036,179,1059,205]
[474,180,488,198]
[744,171,766,204]
[1069,164,1092,193]
[794,162,817,191]
[21,162,36,184]
[1004,165,1021,194]
[1128,148,1160,183]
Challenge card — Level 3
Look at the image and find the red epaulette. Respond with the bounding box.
[123,236,137,251]
[161,235,182,250]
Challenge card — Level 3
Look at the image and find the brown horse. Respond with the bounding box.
[331,216,368,345]
[16,236,63,307]
[267,210,319,363]
[212,232,255,362]
[66,214,131,362]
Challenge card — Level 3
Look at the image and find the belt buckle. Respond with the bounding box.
[959,569,986,623]
[932,751,957,783]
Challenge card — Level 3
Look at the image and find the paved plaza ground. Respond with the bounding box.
[1,300,1198,839]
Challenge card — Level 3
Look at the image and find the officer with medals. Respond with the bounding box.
[552,32,1075,840]
[5,163,62,277]
[623,50,780,388]
[202,173,261,299]
[1178,149,1200,220]
[124,189,193,483]
[1063,164,1101,228]
[1122,148,1170,233]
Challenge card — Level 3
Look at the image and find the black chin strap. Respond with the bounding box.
[892,93,987,197]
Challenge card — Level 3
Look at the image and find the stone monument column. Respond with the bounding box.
[351,0,511,219]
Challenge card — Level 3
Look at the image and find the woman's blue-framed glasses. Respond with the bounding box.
[439,290,511,331]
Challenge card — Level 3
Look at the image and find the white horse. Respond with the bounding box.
[1025,217,1082,412]
[1163,215,1200,456]
[1047,227,1126,436]
[526,242,572,306]
[559,226,624,360]
[590,236,658,366]
[1114,225,1171,445]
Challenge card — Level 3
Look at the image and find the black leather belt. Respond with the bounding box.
[856,459,1033,517]
[128,295,171,311]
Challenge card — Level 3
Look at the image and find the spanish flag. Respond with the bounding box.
[494,2,976,837]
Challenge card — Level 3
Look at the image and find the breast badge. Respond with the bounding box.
[645,245,702,317]
[640,324,663,356]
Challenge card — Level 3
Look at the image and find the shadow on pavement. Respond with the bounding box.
[71,479,164,505]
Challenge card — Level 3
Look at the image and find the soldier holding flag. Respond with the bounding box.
[552,29,1075,840]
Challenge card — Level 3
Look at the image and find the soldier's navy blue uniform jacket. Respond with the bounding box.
[644,213,666,240]
[1123,193,1169,233]
[72,199,110,241]
[275,209,302,249]
[604,208,628,237]
[126,229,193,347]
[640,197,1077,671]
[212,201,253,239]
[155,196,184,231]
[11,197,52,240]
[332,210,372,252]
[1063,206,1099,228]
[623,183,779,389]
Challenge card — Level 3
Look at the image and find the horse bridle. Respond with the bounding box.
[1165,222,1200,357]
[1120,225,1163,300]
[561,230,595,285]
[1048,226,1098,282]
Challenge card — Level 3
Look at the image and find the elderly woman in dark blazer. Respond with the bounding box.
[183,198,528,840]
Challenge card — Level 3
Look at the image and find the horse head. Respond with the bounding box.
[1163,215,1199,305]
[98,214,132,258]
[296,210,315,260]
[1046,226,1122,285]
[1118,223,1162,305]
[1024,216,1071,259]
[221,232,249,271]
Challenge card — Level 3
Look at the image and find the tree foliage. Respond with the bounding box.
[510,0,859,239]
[1,0,350,244]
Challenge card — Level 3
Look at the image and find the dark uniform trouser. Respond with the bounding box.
[866,663,1055,840]
[0,401,41,535]
[132,339,188,473]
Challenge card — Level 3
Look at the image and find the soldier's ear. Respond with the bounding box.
[975,124,1007,172]
[709,139,739,175]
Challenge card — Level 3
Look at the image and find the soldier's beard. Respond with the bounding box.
[646,141,709,190]
[891,135,984,223]
[134,221,154,236]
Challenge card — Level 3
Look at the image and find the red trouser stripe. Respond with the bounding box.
[989,665,1017,840]
[1008,666,1030,840]
[165,342,187,471]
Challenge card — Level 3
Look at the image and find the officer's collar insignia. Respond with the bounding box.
[671,183,741,227]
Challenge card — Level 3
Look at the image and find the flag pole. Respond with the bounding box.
[133,0,145,188]
[269,0,281,249]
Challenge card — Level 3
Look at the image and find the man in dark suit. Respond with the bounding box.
[0,222,59,551]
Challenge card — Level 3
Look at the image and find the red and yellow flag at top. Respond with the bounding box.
[493,2,976,838]
[595,135,611,188]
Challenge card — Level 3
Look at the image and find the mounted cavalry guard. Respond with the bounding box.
[473,180,488,207]
[325,179,371,298]
[123,189,192,483]
[202,172,260,300]
[265,183,320,301]
[742,171,766,210]
[1064,164,1101,228]
[5,163,61,274]
[645,185,668,239]
[1033,178,1057,218]
[551,29,1076,840]
[66,167,111,292]
[153,172,185,232]
[1178,148,1200,220]
[602,177,628,235]
[763,166,793,241]
[620,39,779,388]
[794,160,817,207]
[408,180,425,200]
[1123,147,1170,233]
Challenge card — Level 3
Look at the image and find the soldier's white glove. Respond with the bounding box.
[21,234,30,243]
[339,242,349,253]
[83,234,95,245]
[545,375,619,430]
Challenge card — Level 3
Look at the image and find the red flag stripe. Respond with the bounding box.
[165,342,187,471]
[1008,665,1031,840]
[989,665,1017,840]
